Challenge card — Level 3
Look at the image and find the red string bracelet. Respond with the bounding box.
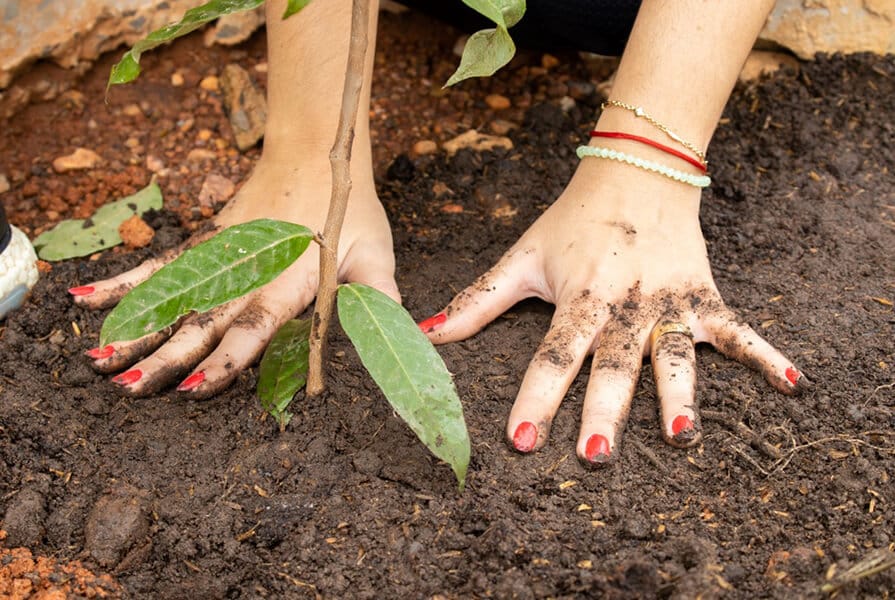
[589,130,708,173]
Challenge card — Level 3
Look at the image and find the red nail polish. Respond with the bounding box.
[585,434,611,462]
[112,369,142,386]
[68,285,95,296]
[177,371,206,392]
[86,345,115,360]
[512,422,538,453]
[418,312,447,334]
[785,367,801,386]
[671,415,694,436]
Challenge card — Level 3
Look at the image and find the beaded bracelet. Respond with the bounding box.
[576,145,711,188]
[601,100,707,164]
[590,131,707,173]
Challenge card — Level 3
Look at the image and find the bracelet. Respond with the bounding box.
[576,145,711,188]
[601,100,707,164]
[590,131,707,173]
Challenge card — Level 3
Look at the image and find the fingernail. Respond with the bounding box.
[418,312,446,334]
[177,371,206,392]
[86,345,114,360]
[512,421,538,453]
[585,434,611,462]
[785,367,801,386]
[68,285,95,296]
[112,369,142,386]
[671,415,694,436]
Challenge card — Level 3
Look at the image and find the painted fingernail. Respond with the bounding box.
[68,285,95,296]
[585,434,611,463]
[112,369,142,386]
[86,345,114,360]
[512,422,538,453]
[671,415,694,436]
[418,312,447,334]
[785,367,801,386]
[177,371,206,392]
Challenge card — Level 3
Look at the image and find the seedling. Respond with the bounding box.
[103,0,525,490]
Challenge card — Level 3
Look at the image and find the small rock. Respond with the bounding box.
[203,7,265,47]
[559,96,576,113]
[567,80,595,101]
[186,148,216,162]
[541,53,560,69]
[254,62,268,73]
[52,148,102,172]
[3,489,47,547]
[197,128,213,142]
[432,181,453,198]
[119,215,154,249]
[199,75,219,91]
[220,63,267,151]
[0,173,9,194]
[171,71,185,86]
[198,173,236,208]
[412,140,438,155]
[453,35,469,58]
[84,483,151,568]
[125,136,140,148]
[485,94,511,110]
[739,50,800,81]
[441,203,464,214]
[443,130,513,157]
[489,119,518,136]
[145,155,165,173]
[122,103,142,117]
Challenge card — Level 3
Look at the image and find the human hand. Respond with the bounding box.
[420,158,808,464]
[70,156,399,398]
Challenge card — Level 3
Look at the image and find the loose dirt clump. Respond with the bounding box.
[1,10,894,599]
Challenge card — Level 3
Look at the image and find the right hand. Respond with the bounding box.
[71,156,400,398]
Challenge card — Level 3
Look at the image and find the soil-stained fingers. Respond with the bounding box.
[506,294,606,453]
[421,247,540,342]
[577,317,651,465]
[650,319,700,448]
[702,308,809,394]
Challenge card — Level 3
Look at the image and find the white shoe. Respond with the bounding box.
[0,225,40,319]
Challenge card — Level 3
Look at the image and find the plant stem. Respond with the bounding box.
[307,0,370,395]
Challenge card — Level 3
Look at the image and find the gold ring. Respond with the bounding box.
[650,321,693,349]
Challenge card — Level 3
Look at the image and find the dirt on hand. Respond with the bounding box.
[1,9,894,599]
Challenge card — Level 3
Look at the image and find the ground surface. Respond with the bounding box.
[1,10,894,599]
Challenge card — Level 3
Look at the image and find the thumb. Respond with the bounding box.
[422,249,537,344]
[341,242,402,305]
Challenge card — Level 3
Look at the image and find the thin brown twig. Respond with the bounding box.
[307,0,370,395]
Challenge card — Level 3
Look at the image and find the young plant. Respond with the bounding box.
[102,0,525,490]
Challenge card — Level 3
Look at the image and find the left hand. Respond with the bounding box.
[419,158,807,464]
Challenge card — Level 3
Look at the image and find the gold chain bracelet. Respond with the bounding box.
[601,100,707,164]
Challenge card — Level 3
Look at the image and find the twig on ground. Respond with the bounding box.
[702,410,783,459]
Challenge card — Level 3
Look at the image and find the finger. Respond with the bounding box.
[106,298,250,396]
[421,248,539,343]
[70,227,220,309]
[341,240,401,304]
[650,321,701,448]
[577,321,651,466]
[86,329,171,374]
[177,277,317,400]
[506,296,605,453]
[702,309,810,395]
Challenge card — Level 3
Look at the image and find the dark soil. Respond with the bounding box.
[2,10,895,599]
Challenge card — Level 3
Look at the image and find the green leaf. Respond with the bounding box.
[101,219,313,345]
[338,283,470,490]
[108,0,265,86]
[32,182,163,261]
[283,0,312,18]
[445,0,525,86]
[445,26,516,87]
[258,318,312,430]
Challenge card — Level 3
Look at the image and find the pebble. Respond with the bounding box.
[220,63,267,151]
[442,129,513,157]
[254,62,268,73]
[198,173,236,207]
[52,147,102,172]
[122,103,142,117]
[171,71,185,86]
[125,136,140,148]
[84,483,150,568]
[187,148,216,162]
[145,155,166,173]
[489,119,518,136]
[485,94,511,110]
[119,215,154,249]
[441,203,464,214]
[453,35,468,58]
[567,80,595,101]
[0,173,9,194]
[199,75,220,91]
[412,139,438,155]
[559,96,576,113]
[197,128,213,142]
[2,488,47,547]
[739,50,800,82]
[541,53,560,69]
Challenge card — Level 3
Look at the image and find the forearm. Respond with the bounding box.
[597,0,775,155]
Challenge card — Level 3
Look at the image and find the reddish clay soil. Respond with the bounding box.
[1,10,894,599]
